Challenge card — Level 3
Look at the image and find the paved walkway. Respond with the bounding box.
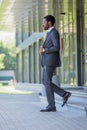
[0,86,87,130]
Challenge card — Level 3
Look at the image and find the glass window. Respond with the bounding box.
[16,25,19,46]
[17,21,22,45]
[18,53,22,82]
[58,0,77,85]
[33,5,39,32]
[24,48,29,82]
[84,0,87,86]
[23,16,29,40]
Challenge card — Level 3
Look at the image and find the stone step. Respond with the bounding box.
[56,93,87,116]
[56,99,87,116]
[69,90,87,98]
[40,94,87,116]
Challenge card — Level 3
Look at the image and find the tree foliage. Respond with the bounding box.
[0,53,5,69]
[0,41,16,70]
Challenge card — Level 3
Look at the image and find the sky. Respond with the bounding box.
[0,0,2,6]
[0,31,15,44]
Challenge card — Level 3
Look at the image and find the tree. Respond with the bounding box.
[0,54,5,69]
[0,41,16,70]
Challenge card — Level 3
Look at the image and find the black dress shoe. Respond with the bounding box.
[62,92,71,107]
[40,107,56,112]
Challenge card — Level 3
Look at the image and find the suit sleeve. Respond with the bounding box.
[45,31,60,54]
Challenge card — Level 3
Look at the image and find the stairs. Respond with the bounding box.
[40,88,87,116]
[55,89,87,116]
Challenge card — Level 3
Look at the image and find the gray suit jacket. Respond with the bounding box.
[41,28,61,67]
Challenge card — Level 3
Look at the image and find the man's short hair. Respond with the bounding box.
[44,15,55,26]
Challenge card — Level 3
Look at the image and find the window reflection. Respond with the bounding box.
[59,0,77,85]
[84,0,87,86]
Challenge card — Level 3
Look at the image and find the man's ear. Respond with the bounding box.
[48,21,52,26]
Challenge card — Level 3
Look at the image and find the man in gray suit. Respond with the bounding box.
[40,15,71,112]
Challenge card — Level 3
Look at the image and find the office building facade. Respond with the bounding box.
[15,0,87,87]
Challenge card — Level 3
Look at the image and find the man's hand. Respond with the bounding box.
[39,46,45,55]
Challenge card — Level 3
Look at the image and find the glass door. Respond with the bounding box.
[84,1,87,86]
[84,28,87,86]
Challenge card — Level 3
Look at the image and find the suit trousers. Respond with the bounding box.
[42,66,66,108]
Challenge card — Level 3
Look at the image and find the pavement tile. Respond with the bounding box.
[0,93,87,130]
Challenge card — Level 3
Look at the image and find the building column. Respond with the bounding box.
[22,50,24,82]
[28,46,31,83]
[76,0,84,86]
[16,54,19,82]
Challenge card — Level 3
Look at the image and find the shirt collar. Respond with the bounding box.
[47,26,54,33]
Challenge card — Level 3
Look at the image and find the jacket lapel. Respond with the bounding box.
[43,28,55,46]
